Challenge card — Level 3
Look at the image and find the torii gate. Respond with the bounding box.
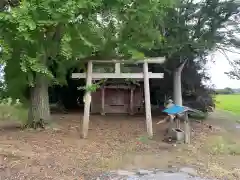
[72,57,166,138]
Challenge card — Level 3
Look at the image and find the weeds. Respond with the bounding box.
[137,135,150,144]
[206,135,240,155]
[0,97,28,125]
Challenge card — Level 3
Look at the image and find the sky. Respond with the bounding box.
[207,49,240,89]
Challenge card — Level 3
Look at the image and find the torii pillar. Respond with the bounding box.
[81,61,92,138]
[143,62,153,137]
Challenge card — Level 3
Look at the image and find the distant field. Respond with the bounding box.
[216,94,240,115]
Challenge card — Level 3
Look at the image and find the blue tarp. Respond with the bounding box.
[163,105,188,115]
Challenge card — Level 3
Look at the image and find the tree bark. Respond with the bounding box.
[173,60,187,106]
[27,74,50,128]
[173,60,187,131]
[173,70,182,106]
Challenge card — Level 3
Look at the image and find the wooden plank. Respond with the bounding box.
[82,61,93,139]
[104,85,135,89]
[72,73,164,79]
[143,62,153,137]
[84,57,165,64]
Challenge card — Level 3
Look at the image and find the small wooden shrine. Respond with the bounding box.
[91,80,144,115]
[72,58,165,138]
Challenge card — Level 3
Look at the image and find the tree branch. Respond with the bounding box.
[216,46,240,55]
[176,59,188,72]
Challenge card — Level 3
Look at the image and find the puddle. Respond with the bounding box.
[235,124,240,129]
[95,168,214,180]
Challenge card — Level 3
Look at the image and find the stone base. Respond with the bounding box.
[171,128,184,141]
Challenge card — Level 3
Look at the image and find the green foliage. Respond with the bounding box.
[0,0,174,99]
[0,97,28,125]
[137,135,150,144]
[189,111,208,120]
[1,0,237,110]
[157,0,239,62]
[78,84,100,93]
[216,88,234,95]
[78,78,107,92]
[145,0,239,98]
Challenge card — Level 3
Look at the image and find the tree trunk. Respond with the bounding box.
[173,60,187,106]
[173,60,187,133]
[173,70,182,106]
[27,74,50,128]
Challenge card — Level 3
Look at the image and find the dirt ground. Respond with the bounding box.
[0,112,240,180]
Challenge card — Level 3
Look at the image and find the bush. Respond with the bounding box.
[189,111,208,120]
[0,97,28,125]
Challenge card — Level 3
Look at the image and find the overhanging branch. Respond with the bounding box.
[176,59,188,72]
[216,45,240,55]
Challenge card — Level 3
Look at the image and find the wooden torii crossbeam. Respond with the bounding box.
[71,57,166,138]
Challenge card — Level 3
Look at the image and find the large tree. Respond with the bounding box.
[0,0,173,127]
[226,55,240,80]
[145,0,240,105]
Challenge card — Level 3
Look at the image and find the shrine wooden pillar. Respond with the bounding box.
[143,62,153,138]
[184,112,190,144]
[101,87,105,115]
[130,88,134,115]
[82,61,93,138]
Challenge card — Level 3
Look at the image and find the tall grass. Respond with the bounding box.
[0,97,28,125]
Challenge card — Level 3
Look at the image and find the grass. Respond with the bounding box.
[206,135,240,155]
[0,98,28,125]
[215,94,240,115]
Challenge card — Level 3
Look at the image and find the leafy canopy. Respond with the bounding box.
[143,0,239,94]
[0,0,173,98]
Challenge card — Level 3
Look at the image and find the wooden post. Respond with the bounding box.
[176,118,180,129]
[184,112,190,144]
[115,63,121,73]
[130,88,134,115]
[167,115,175,135]
[82,61,93,138]
[143,62,153,137]
[101,87,105,115]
